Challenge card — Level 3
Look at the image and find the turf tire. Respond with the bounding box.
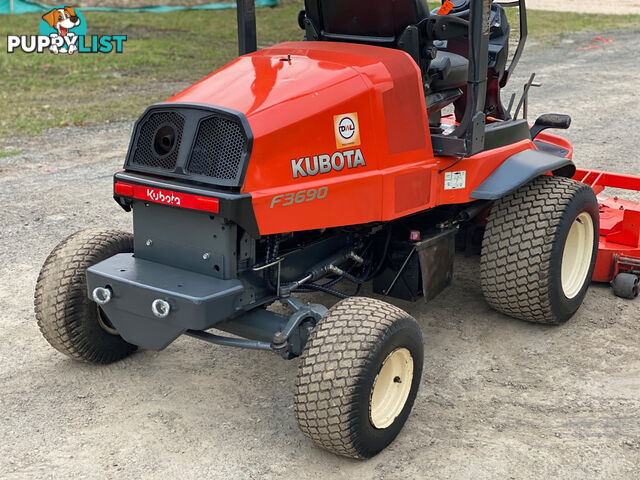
[480,176,599,324]
[34,229,138,363]
[294,297,423,459]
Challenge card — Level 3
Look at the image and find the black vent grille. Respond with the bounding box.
[125,104,252,189]
[186,116,247,180]
[131,112,184,170]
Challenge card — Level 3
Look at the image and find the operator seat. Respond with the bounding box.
[303,0,430,45]
[301,0,469,93]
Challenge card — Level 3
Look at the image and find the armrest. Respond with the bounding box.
[423,15,469,41]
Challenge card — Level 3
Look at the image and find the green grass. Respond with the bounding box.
[0,2,302,139]
[0,1,638,139]
[512,9,640,37]
[0,149,21,158]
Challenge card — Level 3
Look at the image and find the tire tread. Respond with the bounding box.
[480,176,594,324]
[34,229,137,363]
[294,297,420,458]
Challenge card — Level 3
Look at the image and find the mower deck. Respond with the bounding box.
[573,168,640,287]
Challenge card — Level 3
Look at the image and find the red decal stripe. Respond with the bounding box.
[115,182,219,214]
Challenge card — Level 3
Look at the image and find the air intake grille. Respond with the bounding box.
[186,116,247,180]
[125,105,251,189]
[131,112,184,170]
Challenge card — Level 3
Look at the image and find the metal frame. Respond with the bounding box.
[237,0,258,55]
[431,0,528,157]
[498,0,528,88]
[452,0,491,155]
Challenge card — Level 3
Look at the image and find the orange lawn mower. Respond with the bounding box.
[34,0,640,459]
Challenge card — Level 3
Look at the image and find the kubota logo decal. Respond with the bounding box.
[334,112,361,149]
[115,182,219,213]
[145,188,182,206]
[291,148,366,179]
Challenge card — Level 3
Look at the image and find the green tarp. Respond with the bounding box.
[0,0,278,14]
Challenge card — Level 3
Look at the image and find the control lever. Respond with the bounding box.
[513,73,541,120]
[530,114,572,139]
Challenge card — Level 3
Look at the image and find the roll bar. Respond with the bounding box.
[498,0,528,87]
[431,0,528,157]
[237,0,258,55]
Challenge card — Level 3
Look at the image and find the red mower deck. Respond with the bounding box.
[574,169,640,291]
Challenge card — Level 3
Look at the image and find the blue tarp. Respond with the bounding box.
[0,0,278,14]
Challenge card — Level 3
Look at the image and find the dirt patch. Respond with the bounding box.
[0,30,639,479]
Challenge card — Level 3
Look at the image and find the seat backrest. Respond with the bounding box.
[304,0,429,47]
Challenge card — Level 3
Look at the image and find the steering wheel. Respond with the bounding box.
[431,0,470,17]
[448,0,470,12]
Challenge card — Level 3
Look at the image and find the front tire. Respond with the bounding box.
[612,273,639,299]
[294,297,423,458]
[34,229,138,363]
[480,176,599,324]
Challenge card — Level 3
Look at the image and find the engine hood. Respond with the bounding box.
[129,41,434,234]
[168,42,390,126]
[167,41,430,186]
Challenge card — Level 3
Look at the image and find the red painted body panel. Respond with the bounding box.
[573,169,640,282]
[167,41,556,235]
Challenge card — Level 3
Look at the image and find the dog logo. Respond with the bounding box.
[334,113,361,149]
[40,6,85,54]
[6,6,126,55]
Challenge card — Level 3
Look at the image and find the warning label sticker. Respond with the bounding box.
[444,171,466,190]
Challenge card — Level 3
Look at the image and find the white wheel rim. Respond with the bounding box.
[96,306,120,336]
[561,212,595,299]
[370,348,414,429]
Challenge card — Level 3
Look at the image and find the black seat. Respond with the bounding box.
[301,0,470,122]
[303,0,431,47]
[302,0,468,93]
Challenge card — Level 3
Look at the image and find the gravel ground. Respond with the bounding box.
[1,30,639,479]
[527,0,640,15]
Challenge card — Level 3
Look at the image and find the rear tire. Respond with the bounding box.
[294,297,423,459]
[34,229,138,363]
[480,176,599,324]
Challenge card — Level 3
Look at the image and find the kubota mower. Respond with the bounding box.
[35,0,640,459]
